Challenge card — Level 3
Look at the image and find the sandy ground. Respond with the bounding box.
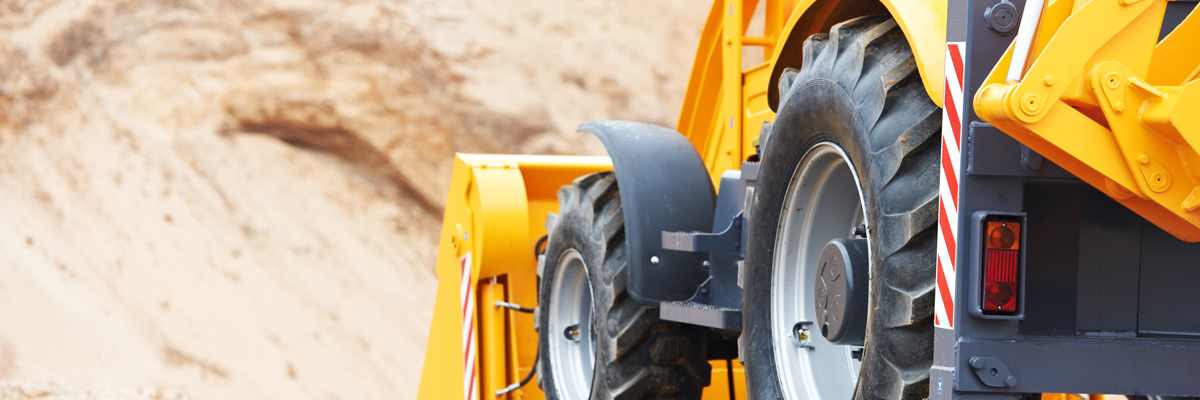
[0,0,706,399]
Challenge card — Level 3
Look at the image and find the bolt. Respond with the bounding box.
[970,357,986,370]
[1043,76,1055,86]
[1005,376,1018,387]
[1105,71,1123,89]
[1021,93,1041,114]
[1138,154,1150,164]
[1114,101,1125,113]
[853,224,866,237]
[1152,172,1167,185]
[650,256,660,265]
[984,0,1018,34]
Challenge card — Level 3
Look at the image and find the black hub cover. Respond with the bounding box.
[814,238,869,345]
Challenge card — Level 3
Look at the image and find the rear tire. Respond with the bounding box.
[537,172,710,400]
[742,15,941,400]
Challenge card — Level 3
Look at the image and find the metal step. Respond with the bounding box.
[660,300,742,330]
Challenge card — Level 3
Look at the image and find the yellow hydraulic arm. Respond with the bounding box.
[976,0,1200,240]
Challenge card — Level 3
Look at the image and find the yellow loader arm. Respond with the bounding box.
[975,0,1200,240]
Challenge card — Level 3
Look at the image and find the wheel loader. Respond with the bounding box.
[417,0,1200,398]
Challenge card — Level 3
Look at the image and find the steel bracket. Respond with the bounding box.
[662,211,744,254]
[659,168,753,330]
[969,356,1018,388]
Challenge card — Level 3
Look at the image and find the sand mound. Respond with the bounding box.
[0,0,704,399]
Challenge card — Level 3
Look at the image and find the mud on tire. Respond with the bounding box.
[537,172,710,400]
[742,15,941,400]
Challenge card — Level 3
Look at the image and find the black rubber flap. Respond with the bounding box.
[578,121,716,305]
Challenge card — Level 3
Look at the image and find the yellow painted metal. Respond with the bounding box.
[480,280,508,400]
[762,0,946,108]
[1149,6,1200,85]
[975,0,1200,241]
[742,61,775,159]
[679,0,789,186]
[721,0,746,186]
[419,154,748,400]
[418,154,611,400]
[678,0,952,187]
[702,361,749,400]
[875,0,948,107]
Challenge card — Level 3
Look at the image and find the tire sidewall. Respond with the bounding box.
[537,208,611,400]
[743,78,879,398]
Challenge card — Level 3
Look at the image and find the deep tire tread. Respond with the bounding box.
[743,15,938,400]
[538,172,709,400]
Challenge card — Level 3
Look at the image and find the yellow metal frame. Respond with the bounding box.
[975,0,1200,241]
[677,0,787,185]
[418,154,611,400]
[764,0,947,107]
[676,0,950,188]
[418,154,749,399]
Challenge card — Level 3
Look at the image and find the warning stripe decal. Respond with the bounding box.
[935,43,966,330]
[460,253,478,400]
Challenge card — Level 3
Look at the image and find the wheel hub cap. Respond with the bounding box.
[814,238,869,345]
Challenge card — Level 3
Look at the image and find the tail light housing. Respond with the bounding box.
[969,212,1026,320]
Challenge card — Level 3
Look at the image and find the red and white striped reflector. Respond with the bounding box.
[460,252,478,400]
[936,42,966,330]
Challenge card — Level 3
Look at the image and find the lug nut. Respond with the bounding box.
[791,321,814,348]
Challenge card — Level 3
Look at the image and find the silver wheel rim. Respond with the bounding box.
[771,143,869,400]
[547,249,595,399]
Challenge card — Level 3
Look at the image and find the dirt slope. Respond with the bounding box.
[0,0,705,399]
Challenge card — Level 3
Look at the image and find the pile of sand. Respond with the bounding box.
[0,0,705,398]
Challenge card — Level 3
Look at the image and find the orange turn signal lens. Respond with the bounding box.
[986,221,1020,250]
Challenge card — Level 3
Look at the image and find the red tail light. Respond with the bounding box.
[983,220,1020,315]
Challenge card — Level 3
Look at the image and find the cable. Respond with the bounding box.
[534,235,548,257]
[494,300,535,313]
[494,348,537,393]
[493,233,549,396]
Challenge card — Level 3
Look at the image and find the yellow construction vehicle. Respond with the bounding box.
[418,0,1199,398]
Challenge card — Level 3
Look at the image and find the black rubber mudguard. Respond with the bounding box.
[577,121,715,306]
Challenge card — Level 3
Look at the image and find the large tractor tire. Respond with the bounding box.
[536,171,710,400]
[742,15,941,400]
